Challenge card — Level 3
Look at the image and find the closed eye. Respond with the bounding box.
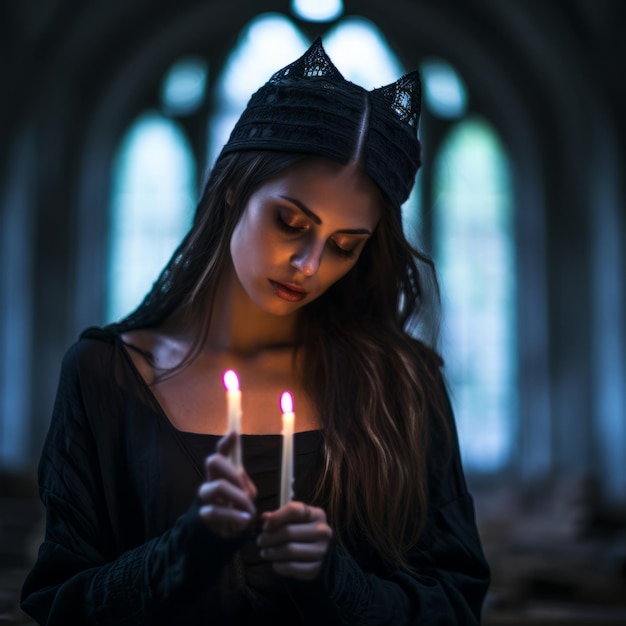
[329,238,358,260]
[276,213,306,234]
[277,210,363,260]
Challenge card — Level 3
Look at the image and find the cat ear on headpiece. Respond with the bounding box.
[371,70,422,130]
[220,35,422,209]
[268,36,345,83]
[269,35,422,131]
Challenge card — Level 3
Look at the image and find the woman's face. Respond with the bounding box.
[230,157,382,316]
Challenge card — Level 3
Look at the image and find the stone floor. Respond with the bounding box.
[474,475,626,625]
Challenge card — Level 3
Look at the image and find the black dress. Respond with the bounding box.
[20,327,490,625]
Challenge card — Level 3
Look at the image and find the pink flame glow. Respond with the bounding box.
[280,391,294,414]
[223,369,240,391]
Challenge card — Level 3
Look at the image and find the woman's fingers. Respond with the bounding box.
[198,504,253,538]
[261,501,322,532]
[205,450,244,487]
[198,478,256,515]
[257,516,331,548]
[197,433,258,537]
[215,431,237,456]
[257,501,332,580]
[207,434,258,500]
[258,539,328,562]
[271,561,325,579]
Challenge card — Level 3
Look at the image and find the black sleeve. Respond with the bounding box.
[20,341,243,625]
[285,498,489,626]
[284,382,490,625]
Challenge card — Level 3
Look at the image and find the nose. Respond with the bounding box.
[290,241,324,277]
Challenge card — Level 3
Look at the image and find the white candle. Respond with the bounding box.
[223,369,242,469]
[279,391,295,507]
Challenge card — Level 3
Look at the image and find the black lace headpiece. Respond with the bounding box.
[218,37,422,209]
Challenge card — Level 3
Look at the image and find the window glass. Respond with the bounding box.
[161,56,208,116]
[108,112,195,322]
[208,14,309,166]
[421,57,467,119]
[291,0,343,22]
[323,17,403,87]
[434,117,516,471]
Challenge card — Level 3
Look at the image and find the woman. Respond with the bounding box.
[21,38,490,624]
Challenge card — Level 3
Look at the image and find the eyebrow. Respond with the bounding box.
[279,195,373,236]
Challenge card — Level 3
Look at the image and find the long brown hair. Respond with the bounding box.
[113,151,450,570]
[298,201,450,569]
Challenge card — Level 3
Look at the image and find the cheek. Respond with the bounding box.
[230,216,276,275]
[231,209,260,253]
[230,219,257,275]
[229,224,244,266]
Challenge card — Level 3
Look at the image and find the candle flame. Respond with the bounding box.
[223,369,240,391]
[280,391,294,414]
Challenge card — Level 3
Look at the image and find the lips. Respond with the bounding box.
[268,279,308,302]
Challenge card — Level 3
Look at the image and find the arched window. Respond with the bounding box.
[433,117,516,472]
[208,14,309,167]
[107,112,196,322]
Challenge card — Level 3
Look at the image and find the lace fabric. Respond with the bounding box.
[220,37,422,209]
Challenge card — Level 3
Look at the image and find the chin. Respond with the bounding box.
[264,300,307,317]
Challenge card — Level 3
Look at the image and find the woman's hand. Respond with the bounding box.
[198,432,257,537]
[257,501,333,580]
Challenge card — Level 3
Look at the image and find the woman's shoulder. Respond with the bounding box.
[75,325,161,357]
[121,326,193,371]
[72,325,163,386]
[99,323,195,386]
[64,325,121,359]
[53,326,128,381]
[60,325,159,377]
